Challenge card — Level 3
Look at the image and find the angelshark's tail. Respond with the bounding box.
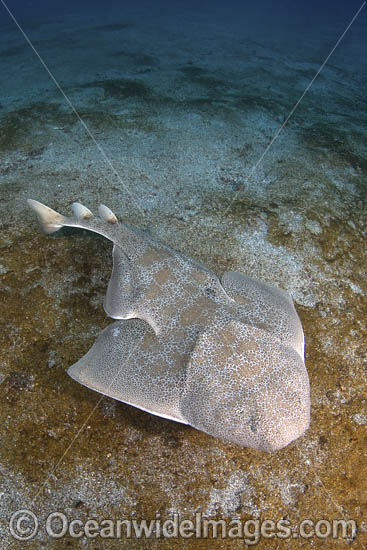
[27,199,66,234]
[27,199,120,238]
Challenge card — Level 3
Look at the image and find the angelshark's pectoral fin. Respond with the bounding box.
[103,244,161,335]
[67,318,188,424]
[221,271,304,358]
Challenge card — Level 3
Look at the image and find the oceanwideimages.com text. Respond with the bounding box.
[9,510,357,544]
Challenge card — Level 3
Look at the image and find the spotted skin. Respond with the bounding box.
[27,200,310,451]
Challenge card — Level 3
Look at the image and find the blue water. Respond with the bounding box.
[1,1,365,69]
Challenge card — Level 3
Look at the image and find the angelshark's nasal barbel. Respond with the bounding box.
[28,199,310,452]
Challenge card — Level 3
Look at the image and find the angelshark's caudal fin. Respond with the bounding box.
[27,199,66,234]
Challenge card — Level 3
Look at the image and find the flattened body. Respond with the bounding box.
[28,199,310,451]
[68,319,189,423]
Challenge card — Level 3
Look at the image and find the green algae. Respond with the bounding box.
[177,64,288,118]
[74,108,157,133]
[110,50,159,67]
[179,65,227,91]
[301,122,367,173]
[0,97,158,155]
[80,78,151,100]
[0,102,74,152]
[102,79,151,100]
[0,70,299,159]
[233,93,276,114]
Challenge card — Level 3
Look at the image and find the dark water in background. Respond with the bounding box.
[0,0,363,21]
[1,0,366,57]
